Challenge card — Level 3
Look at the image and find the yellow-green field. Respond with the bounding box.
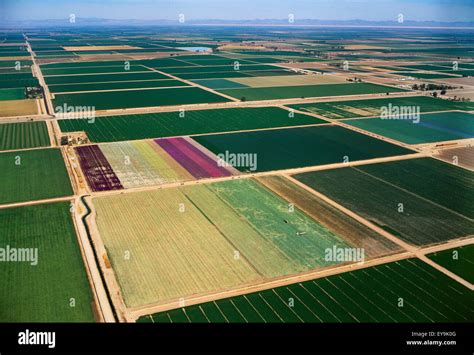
[230,74,347,87]
[92,178,357,308]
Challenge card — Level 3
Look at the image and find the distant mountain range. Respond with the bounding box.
[2,18,474,29]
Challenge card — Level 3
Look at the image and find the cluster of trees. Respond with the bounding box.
[412,83,457,97]
[412,83,455,91]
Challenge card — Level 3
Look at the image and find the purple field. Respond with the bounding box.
[75,145,124,192]
[155,137,232,179]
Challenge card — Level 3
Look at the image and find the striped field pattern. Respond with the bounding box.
[0,121,50,151]
[139,258,474,323]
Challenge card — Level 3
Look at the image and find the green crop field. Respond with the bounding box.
[0,121,50,151]
[0,88,25,101]
[41,65,151,76]
[58,107,324,142]
[257,176,401,258]
[193,125,413,172]
[139,258,474,323]
[346,111,474,144]
[0,148,73,205]
[48,79,188,93]
[293,158,474,246]
[219,83,406,101]
[341,157,474,218]
[44,71,169,85]
[0,202,95,322]
[428,244,474,284]
[203,179,352,275]
[92,178,357,308]
[53,87,230,110]
[288,96,474,119]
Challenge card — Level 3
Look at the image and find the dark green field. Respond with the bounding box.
[139,258,473,323]
[428,244,474,284]
[58,107,324,142]
[346,111,474,144]
[41,65,150,76]
[0,121,50,151]
[48,79,188,93]
[288,96,474,119]
[293,158,474,246]
[194,125,413,172]
[45,71,169,85]
[0,148,73,204]
[0,202,95,322]
[53,87,230,110]
[342,157,474,218]
[0,88,25,101]
[219,83,406,101]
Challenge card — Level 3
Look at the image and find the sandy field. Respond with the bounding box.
[0,99,38,117]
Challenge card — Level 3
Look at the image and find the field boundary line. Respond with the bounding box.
[336,109,473,122]
[417,254,474,290]
[84,196,130,322]
[418,237,474,255]
[0,144,53,154]
[142,65,240,102]
[52,90,421,118]
[72,196,115,322]
[128,251,413,321]
[286,105,419,151]
[87,152,425,199]
[284,174,474,290]
[283,175,417,252]
[352,166,473,222]
[0,195,75,210]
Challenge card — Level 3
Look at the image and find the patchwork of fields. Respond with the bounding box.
[219,83,406,101]
[139,258,474,323]
[53,86,229,111]
[3,27,473,327]
[76,137,232,191]
[58,107,324,143]
[288,96,474,119]
[345,111,474,144]
[92,178,397,308]
[293,158,474,246]
[0,202,95,322]
[194,125,413,172]
[427,245,474,284]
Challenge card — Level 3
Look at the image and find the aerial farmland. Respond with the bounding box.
[0,0,473,352]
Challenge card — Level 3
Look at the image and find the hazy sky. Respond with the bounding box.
[2,0,474,22]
